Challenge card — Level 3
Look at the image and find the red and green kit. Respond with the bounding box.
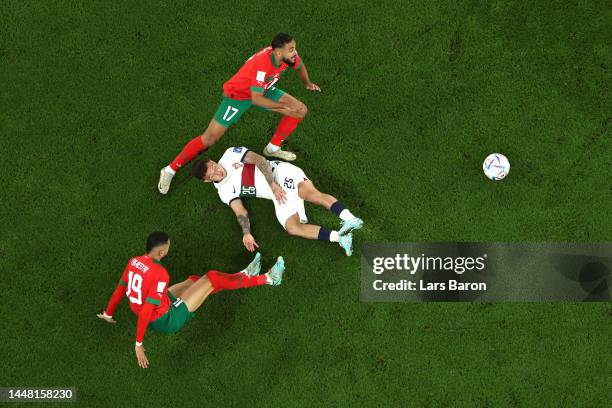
[103,255,192,343]
[214,46,303,127]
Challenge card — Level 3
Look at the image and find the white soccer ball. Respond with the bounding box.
[483,153,510,180]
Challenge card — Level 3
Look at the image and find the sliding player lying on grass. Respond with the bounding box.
[191,147,364,256]
[97,231,283,368]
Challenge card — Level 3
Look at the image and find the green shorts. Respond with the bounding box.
[149,291,195,334]
[213,87,285,128]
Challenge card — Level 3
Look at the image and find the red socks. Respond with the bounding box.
[169,116,299,172]
[270,116,302,147]
[169,136,207,171]
[206,270,267,294]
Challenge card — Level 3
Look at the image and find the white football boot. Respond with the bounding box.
[263,146,296,161]
[158,167,175,195]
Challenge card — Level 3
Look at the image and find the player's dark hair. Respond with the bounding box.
[271,33,294,49]
[192,160,208,180]
[146,231,169,252]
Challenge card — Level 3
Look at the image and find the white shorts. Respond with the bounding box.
[271,161,309,229]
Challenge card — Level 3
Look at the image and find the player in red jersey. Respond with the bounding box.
[158,32,320,194]
[97,232,285,368]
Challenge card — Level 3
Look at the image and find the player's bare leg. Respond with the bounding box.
[298,179,364,245]
[284,215,323,240]
[298,180,338,209]
[284,215,353,256]
[264,93,307,161]
[200,118,228,147]
[158,118,228,194]
[180,276,216,312]
[167,279,196,298]
[269,93,307,118]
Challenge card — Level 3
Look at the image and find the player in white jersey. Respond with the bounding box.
[191,147,364,256]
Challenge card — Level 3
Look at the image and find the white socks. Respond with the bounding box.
[266,143,280,152]
[339,209,356,222]
[165,165,176,175]
[330,231,340,242]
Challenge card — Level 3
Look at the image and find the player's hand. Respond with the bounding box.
[272,183,287,204]
[305,82,321,92]
[135,345,149,369]
[96,312,116,324]
[243,234,259,252]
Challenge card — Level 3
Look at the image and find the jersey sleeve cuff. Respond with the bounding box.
[250,86,265,94]
[119,279,127,287]
[228,197,241,206]
[240,148,249,163]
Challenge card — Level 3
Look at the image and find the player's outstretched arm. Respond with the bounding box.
[243,151,287,204]
[230,199,259,252]
[134,302,155,368]
[97,282,126,323]
[297,64,320,92]
[135,344,148,369]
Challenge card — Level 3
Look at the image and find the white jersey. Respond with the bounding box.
[213,147,311,228]
[214,147,274,205]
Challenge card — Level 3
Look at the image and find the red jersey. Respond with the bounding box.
[119,255,170,320]
[104,255,171,343]
[222,46,302,100]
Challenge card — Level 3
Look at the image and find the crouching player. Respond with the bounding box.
[191,147,364,256]
[97,231,284,368]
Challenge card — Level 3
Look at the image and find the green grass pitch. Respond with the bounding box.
[1,0,610,406]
